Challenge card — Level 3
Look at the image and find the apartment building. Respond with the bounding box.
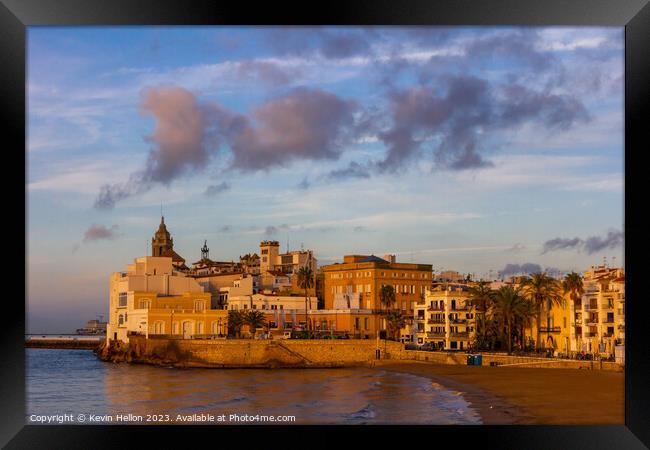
[322,254,433,316]
[414,284,477,350]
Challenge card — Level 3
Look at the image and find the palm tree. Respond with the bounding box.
[385,310,406,341]
[491,286,529,354]
[296,266,314,336]
[243,310,266,339]
[521,272,563,351]
[228,310,244,338]
[562,271,584,309]
[379,285,396,337]
[467,281,495,350]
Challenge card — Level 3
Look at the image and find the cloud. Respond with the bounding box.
[218,225,232,233]
[235,60,299,86]
[296,178,311,190]
[229,88,358,171]
[204,181,231,197]
[376,75,589,172]
[541,229,623,255]
[325,161,371,181]
[542,237,583,254]
[264,224,290,236]
[94,86,358,208]
[583,230,624,254]
[82,224,119,242]
[498,263,542,278]
[506,243,526,252]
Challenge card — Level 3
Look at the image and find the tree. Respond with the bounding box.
[379,285,396,336]
[467,281,495,350]
[521,273,563,351]
[562,271,584,308]
[296,266,314,336]
[228,310,244,338]
[385,310,406,341]
[243,310,266,338]
[490,286,530,354]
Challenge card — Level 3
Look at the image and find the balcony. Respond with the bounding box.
[451,305,468,311]
[451,332,469,338]
[427,332,446,338]
[586,318,599,326]
[601,304,614,310]
[427,306,445,312]
[584,304,599,311]
[415,317,425,322]
[602,333,614,338]
[450,319,467,324]
[427,319,446,324]
[539,326,561,333]
[603,318,614,324]
[584,332,597,337]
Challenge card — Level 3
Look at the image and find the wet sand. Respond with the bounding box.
[377,360,624,425]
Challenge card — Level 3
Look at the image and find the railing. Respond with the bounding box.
[586,318,599,325]
[451,306,468,311]
[427,319,446,324]
[427,306,444,311]
[450,319,467,324]
[601,304,614,310]
[539,326,561,333]
[427,332,446,338]
[602,333,614,337]
[603,319,614,323]
[450,332,469,338]
[584,332,597,337]
[584,304,599,310]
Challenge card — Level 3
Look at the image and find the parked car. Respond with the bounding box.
[405,343,419,350]
[419,342,436,351]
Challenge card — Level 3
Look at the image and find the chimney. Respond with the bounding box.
[383,254,396,263]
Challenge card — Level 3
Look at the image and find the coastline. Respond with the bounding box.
[376,360,624,425]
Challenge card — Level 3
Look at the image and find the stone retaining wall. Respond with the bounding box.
[406,350,623,371]
[126,337,409,368]
[108,337,622,371]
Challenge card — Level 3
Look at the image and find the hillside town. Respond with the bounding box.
[107,217,625,362]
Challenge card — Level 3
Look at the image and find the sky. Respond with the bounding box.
[27,26,624,333]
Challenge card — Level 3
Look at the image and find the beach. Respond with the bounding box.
[377,360,624,425]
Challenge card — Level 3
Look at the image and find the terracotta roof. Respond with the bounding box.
[161,249,185,262]
[265,270,289,277]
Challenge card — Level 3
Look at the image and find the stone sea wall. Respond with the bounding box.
[96,338,623,371]
[98,337,410,368]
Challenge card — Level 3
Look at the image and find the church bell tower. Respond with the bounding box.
[152,216,174,257]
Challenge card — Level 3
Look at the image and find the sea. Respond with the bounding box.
[26,348,482,425]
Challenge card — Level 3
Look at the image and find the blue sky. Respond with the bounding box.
[27,27,624,333]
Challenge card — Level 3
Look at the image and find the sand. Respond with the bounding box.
[376,360,624,425]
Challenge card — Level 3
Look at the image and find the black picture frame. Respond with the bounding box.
[3,0,648,448]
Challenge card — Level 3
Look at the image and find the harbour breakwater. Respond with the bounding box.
[26,336,103,350]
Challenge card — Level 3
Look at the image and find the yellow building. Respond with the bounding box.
[322,254,433,315]
[414,283,477,350]
[107,219,228,344]
[573,266,625,356]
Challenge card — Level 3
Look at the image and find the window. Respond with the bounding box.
[280,305,283,310]
[252,304,257,309]
[366,284,371,293]
[355,318,360,330]
[194,300,205,311]
[139,299,151,309]
[118,314,124,325]
[197,322,204,334]
[118,293,127,307]
[364,318,369,330]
